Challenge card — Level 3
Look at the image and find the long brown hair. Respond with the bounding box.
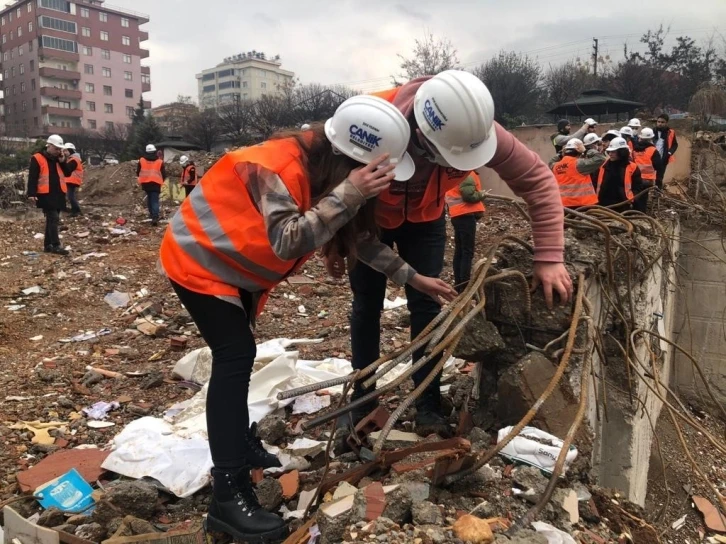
[270,123,379,262]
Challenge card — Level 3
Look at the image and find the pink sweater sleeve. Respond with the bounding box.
[486,122,565,263]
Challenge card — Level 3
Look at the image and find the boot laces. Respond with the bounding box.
[225,473,261,517]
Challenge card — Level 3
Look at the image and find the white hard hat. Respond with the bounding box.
[179,155,189,166]
[584,118,598,126]
[324,95,414,181]
[628,118,641,128]
[413,70,497,170]
[619,126,634,137]
[606,137,630,152]
[47,134,64,148]
[300,124,311,131]
[146,144,157,153]
[564,138,584,151]
[583,133,601,146]
[639,127,655,140]
[605,129,621,138]
[64,142,76,151]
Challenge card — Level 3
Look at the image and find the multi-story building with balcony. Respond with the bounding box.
[196,51,294,110]
[0,0,151,137]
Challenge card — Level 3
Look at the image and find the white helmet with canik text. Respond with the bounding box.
[47,134,64,148]
[639,127,655,140]
[414,70,497,170]
[324,95,414,181]
[606,137,630,152]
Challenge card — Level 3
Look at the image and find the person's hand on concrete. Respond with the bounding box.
[409,274,458,304]
[531,262,573,310]
[347,154,396,198]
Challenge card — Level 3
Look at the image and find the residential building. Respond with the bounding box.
[196,51,294,109]
[151,100,198,136]
[0,0,151,137]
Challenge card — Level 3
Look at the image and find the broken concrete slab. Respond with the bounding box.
[353,481,387,522]
[4,506,60,544]
[453,312,506,361]
[381,483,412,525]
[17,448,110,492]
[92,481,158,526]
[256,413,287,444]
[256,477,283,511]
[332,481,357,501]
[412,501,444,525]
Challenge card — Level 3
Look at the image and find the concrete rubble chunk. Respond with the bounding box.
[419,524,448,544]
[381,483,412,525]
[255,477,283,511]
[332,481,358,501]
[496,529,549,544]
[76,522,106,542]
[353,481,387,522]
[411,501,443,526]
[38,507,66,528]
[513,466,548,504]
[256,413,287,444]
[92,481,158,526]
[400,481,430,503]
[453,312,506,361]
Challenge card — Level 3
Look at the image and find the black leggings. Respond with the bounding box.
[451,214,477,293]
[170,280,256,469]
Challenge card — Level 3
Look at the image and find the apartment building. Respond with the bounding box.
[0,0,151,137]
[196,51,294,109]
[151,101,198,136]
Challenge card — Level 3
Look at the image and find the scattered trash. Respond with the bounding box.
[30,335,43,342]
[22,285,43,295]
[383,296,407,310]
[693,495,726,533]
[16,447,108,492]
[497,426,578,474]
[34,468,96,514]
[82,401,120,420]
[33,232,45,240]
[532,521,577,544]
[103,291,132,309]
[60,328,112,343]
[5,395,33,401]
[73,252,108,262]
[292,392,331,414]
[87,420,115,429]
[672,514,688,530]
[298,304,307,315]
[6,304,25,311]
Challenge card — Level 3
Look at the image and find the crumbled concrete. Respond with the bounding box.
[468,427,492,449]
[496,529,548,544]
[381,484,412,525]
[76,522,106,542]
[400,481,430,503]
[257,413,287,444]
[418,524,448,544]
[256,477,283,511]
[513,466,548,504]
[412,501,443,525]
[453,313,506,361]
[92,481,158,525]
[53,524,77,535]
[37,507,65,527]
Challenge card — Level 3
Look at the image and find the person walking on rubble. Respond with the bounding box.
[596,137,644,211]
[323,70,572,439]
[26,135,75,255]
[159,95,455,542]
[179,155,198,198]
[62,142,84,217]
[137,144,165,226]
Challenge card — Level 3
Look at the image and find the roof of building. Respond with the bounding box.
[546,89,644,116]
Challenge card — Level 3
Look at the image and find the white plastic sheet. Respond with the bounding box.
[531,521,577,544]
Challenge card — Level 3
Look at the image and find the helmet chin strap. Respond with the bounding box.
[415,129,452,167]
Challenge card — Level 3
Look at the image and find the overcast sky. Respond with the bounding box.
[120,0,726,106]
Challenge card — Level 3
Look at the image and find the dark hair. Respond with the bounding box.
[615,148,630,161]
[270,123,378,262]
[657,113,669,122]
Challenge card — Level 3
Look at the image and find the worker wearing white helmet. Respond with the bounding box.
[549,138,606,208]
[26,134,75,255]
[584,118,599,134]
[628,118,641,134]
[325,70,571,438]
[62,142,84,217]
[597,137,644,211]
[631,127,662,212]
[179,155,198,198]
[137,144,166,225]
[619,126,636,152]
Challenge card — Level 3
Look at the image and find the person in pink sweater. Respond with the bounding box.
[328,70,571,438]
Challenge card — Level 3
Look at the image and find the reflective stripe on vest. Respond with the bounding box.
[597,162,637,201]
[181,165,197,186]
[552,155,598,207]
[159,139,314,312]
[138,157,164,185]
[633,146,657,181]
[63,154,84,186]
[33,152,66,195]
[445,173,485,217]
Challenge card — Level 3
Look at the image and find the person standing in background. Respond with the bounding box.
[137,144,165,226]
[179,155,198,198]
[62,142,84,217]
[654,114,678,189]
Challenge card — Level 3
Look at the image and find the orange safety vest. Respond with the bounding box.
[32,153,66,194]
[667,130,676,163]
[552,155,599,207]
[138,157,164,186]
[445,172,486,217]
[63,154,84,186]
[159,138,313,315]
[597,162,638,202]
[180,164,198,186]
[632,146,657,182]
[371,85,472,229]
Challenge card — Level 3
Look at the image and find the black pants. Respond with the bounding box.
[67,184,81,214]
[633,182,653,214]
[184,185,195,198]
[349,215,446,397]
[451,214,477,293]
[44,209,61,248]
[170,280,256,469]
[146,190,160,221]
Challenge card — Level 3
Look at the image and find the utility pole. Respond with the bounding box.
[592,38,599,77]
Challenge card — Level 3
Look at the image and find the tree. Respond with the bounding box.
[161,95,198,136]
[293,84,355,123]
[218,96,254,145]
[543,61,595,110]
[125,115,163,160]
[67,128,98,161]
[689,83,726,127]
[247,94,294,139]
[474,51,542,127]
[99,123,131,161]
[185,109,221,151]
[132,96,147,126]
[394,32,460,84]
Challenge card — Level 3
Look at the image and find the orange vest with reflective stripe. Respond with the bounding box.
[597,162,637,202]
[63,154,84,186]
[667,130,676,163]
[159,139,313,314]
[552,155,599,207]
[181,164,198,186]
[445,173,486,217]
[138,157,164,186]
[372,85,472,229]
[33,153,66,195]
[632,146,657,181]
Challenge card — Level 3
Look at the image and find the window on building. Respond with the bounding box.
[102,49,110,59]
[22,100,26,111]
[10,30,14,39]
[29,59,33,71]
[82,27,90,37]
[19,63,24,75]
[16,8,20,17]
[85,82,94,93]
[121,17,129,27]
[203,84,215,93]
[17,26,22,38]
[58,100,71,109]
[242,81,248,88]
[40,16,76,33]
[104,103,113,113]
[103,85,112,95]
[18,45,22,56]
[100,31,108,41]
[80,7,89,17]
[41,35,77,52]
[20,81,25,92]
[124,71,132,81]
[99,12,108,22]
[10,67,15,77]
[105,121,114,129]
[102,67,111,78]
[27,2,31,12]
[12,85,15,95]
[1,17,4,26]
[217,68,234,78]
[122,35,130,46]
[2,35,5,44]
[28,39,32,51]
[141,73,150,84]
[28,21,32,32]
[2,52,6,61]
[126,106,134,117]
[39,0,71,14]
[123,54,131,64]
[88,119,96,129]
[8,11,11,21]
[34,116,38,126]
[33,97,37,109]
[202,73,215,81]
[125,88,133,98]
[86,101,96,111]
[82,45,92,55]
[9,48,13,58]
[31,78,35,90]
[84,64,93,74]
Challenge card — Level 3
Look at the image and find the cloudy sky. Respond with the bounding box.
[120,0,726,106]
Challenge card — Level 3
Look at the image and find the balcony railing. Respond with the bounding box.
[42,125,80,136]
[142,82,151,93]
[40,87,82,100]
[141,49,149,59]
[39,67,81,80]
[141,66,150,75]
[42,106,83,118]
[139,31,149,42]
[39,48,80,63]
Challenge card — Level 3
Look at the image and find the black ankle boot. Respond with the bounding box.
[246,422,282,469]
[208,467,287,542]
[336,383,377,433]
[414,388,453,438]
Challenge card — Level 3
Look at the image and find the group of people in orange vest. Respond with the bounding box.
[550,113,678,212]
[26,134,84,255]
